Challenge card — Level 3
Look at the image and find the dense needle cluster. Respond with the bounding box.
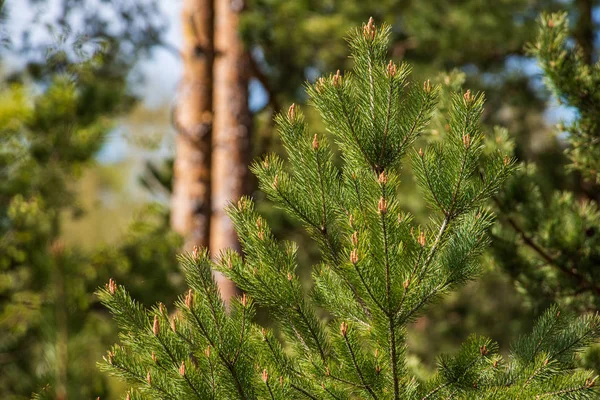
[98,19,600,399]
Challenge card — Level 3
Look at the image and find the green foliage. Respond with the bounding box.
[528,12,600,181]
[101,20,600,399]
[491,12,600,313]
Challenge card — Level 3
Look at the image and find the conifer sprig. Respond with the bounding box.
[100,18,600,399]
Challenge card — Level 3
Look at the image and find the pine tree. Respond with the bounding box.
[99,19,600,399]
[491,12,600,313]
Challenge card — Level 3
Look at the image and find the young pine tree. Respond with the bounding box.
[99,19,600,399]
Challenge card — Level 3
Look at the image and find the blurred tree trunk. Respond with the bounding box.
[171,0,214,251]
[211,0,251,302]
[574,0,594,65]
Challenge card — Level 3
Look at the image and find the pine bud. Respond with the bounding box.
[423,79,431,93]
[158,302,165,314]
[262,368,269,383]
[462,134,471,148]
[288,103,296,120]
[279,376,284,386]
[185,289,193,308]
[153,315,160,336]
[349,214,354,227]
[378,197,387,214]
[418,148,424,157]
[257,230,264,240]
[333,70,342,87]
[146,371,152,385]
[340,321,348,337]
[261,328,267,338]
[152,352,157,363]
[547,19,555,28]
[107,278,117,295]
[179,361,186,376]
[351,231,359,247]
[543,358,549,366]
[273,174,279,189]
[312,134,319,150]
[192,245,200,260]
[378,171,387,185]
[364,17,376,39]
[350,248,359,264]
[585,377,596,388]
[374,348,379,357]
[325,366,330,376]
[106,351,114,365]
[387,60,397,78]
[479,345,488,356]
[205,346,211,358]
[463,89,472,104]
[263,159,269,168]
[418,231,426,247]
[493,360,498,368]
[503,156,510,166]
[316,77,325,93]
[403,279,410,290]
[170,317,177,333]
[241,293,248,307]
[287,272,293,281]
[375,365,381,374]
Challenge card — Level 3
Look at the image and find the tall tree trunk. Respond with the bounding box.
[171,0,214,251]
[575,0,594,65]
[211,0,251,302]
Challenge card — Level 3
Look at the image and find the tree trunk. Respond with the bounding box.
[171,0,214,251]
[211,0,251,302]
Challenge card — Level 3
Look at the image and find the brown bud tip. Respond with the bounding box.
[418,231,426,247]
[418,148,424,157]
[179,361,186,376]
[493,360,498,368]
[364,17,376,39]
[378,171,387,184]
[349,214,354,227]
[340,321,348,337]
[107,278,117,295]
[503,156,510,166]
[312,134,319,150]
[159,302,165,314]
[185,289,193,309]
[543,358,549,366]
[316,77,325,93]
[585,377,596,388]
[261,328,267,337]
[463,89,472,103]
[462,134,471,148]
[205,346,211,358]
[375,348,379,357]
[263,159,269,168]
[473,382,478,389]
[287,272,294,281]
[153,315,160,336]
[126,394,131,400]
[479,345,488,356]
[351,231,359,247]
[378,197,387,214]
[146,371,152,385]
[556,310,560,317]
[257,230,264,240]
[423,79,431,93]
[241,293,248,307]
[403,279,410,290]
[151,351,157,362]
[325,366,330,376]
[547,19,555,28]
[350,248,359,265]
[375,365,381,374]
[192,245,200,260]
[170,317,177,333]
[333,70,342,87]
[106,351,114,365]
[288,103,296,120]
[262,368,269,383]
[279,376,284,386]
[387,60,397,77]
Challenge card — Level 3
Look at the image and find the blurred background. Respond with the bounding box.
[1,0,599,399]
